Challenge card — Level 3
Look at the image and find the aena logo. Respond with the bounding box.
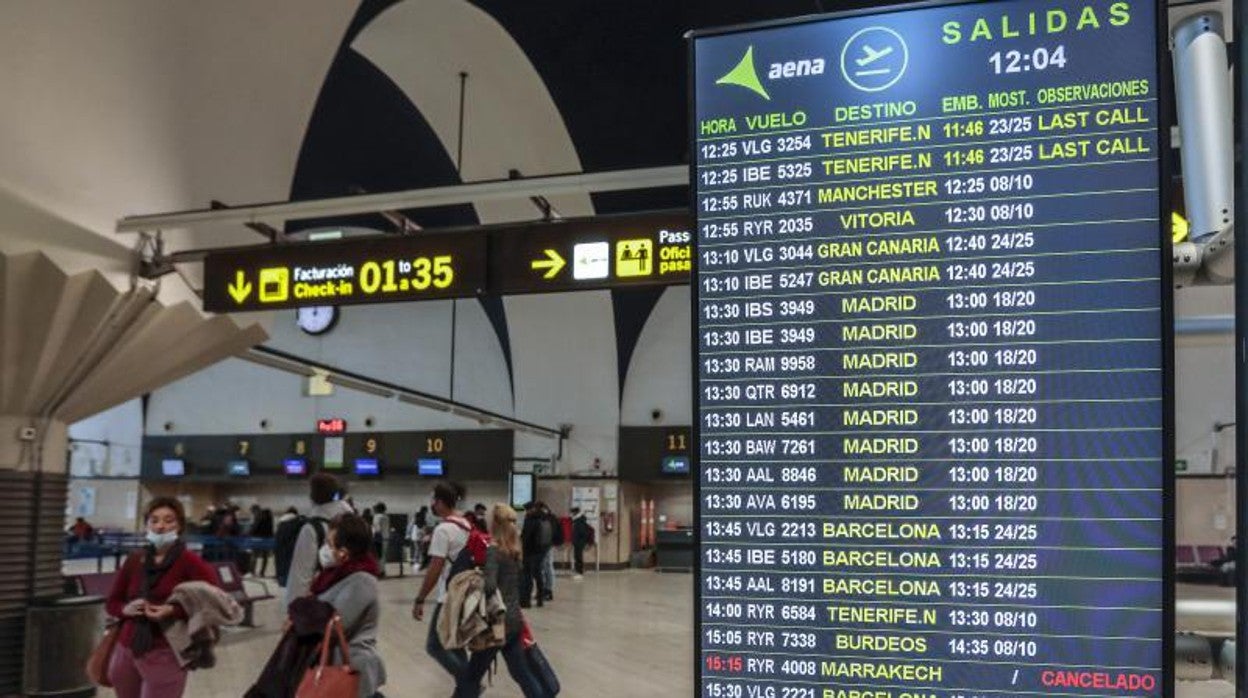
[716,46,827,100]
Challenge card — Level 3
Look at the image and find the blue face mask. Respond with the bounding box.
[146,530,178,549]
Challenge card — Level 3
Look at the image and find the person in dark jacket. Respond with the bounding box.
[244,593,334,698]
[540,503,562,601]
[106,497,220,698]
[454,504,550,698]
[519,502,550,608]
[570,507,593,578]
[250,508,276,576]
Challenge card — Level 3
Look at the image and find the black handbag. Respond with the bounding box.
[525,644,560,695]
[520,619,560,695]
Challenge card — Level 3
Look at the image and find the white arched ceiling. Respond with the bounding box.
[354,0,623,468]
[0,1,355,274]
[352,0,595,223]
[621,286,692,426]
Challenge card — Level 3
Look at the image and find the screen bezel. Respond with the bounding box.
[688,2,1175,694]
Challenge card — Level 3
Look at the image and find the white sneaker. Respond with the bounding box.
[573,574,584,580]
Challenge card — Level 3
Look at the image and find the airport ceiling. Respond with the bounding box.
[292,0,874,232]
[0,0,887,263]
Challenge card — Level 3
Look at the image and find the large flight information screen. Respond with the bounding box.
[692,1,1171,696]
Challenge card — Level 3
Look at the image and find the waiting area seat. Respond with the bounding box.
[1177,543,1233,585]
[212,561,274,628]
[65,561,275,628]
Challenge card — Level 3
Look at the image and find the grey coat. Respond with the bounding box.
[484,546,523,636]
[316,571,385,698]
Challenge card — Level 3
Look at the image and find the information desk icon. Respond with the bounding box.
[615,239,654,277]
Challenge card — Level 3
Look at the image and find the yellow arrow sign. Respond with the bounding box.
[227,270,253,304]
[531,248,566,280]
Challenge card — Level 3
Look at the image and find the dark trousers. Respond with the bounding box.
[453,631,549,698]
[573,543,586,575]
[521,551,547,604]
[426,604,467,678]
[251,549,271,577]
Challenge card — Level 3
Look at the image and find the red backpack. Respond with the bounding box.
[444,516,490,580]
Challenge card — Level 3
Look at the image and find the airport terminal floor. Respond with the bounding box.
[62,559,695,697]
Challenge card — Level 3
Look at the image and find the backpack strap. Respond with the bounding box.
[304,517,329,571]
[443,516,472,533]
[307,517,329,547]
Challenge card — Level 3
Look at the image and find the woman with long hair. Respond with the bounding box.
[454,504,549,697]
[106,497,219,697]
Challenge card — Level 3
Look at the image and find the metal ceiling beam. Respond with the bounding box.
[241,345,562,439]
[116,166,690,233]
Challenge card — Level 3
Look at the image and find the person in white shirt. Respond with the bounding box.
[411,481,470,678]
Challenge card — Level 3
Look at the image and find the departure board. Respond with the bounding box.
[691,1,1172,697]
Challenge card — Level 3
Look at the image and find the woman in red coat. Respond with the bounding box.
[106,497,219,698]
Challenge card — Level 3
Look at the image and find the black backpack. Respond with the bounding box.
[537,518,554,548]
[274,516,328,586]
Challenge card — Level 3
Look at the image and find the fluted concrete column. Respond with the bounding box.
[0,415,68,472]
[0,416,70,694]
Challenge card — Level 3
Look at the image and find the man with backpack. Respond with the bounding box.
[278,473,350,607]
[411,480,473,679]
[570,506,594,579]
[540,503,563,602]
[520,501,552,608]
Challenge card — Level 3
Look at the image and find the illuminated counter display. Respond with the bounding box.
[691,1,1172,696]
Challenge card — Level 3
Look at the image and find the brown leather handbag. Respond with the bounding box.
[295,616,360,698]
[85,623,119,687]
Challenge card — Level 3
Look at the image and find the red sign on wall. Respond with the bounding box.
[317,418,347,436]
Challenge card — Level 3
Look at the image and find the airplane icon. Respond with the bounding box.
[841,26,908,92]
[855,44,894,76]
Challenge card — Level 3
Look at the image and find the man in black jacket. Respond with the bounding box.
[520,502,550,607]
[570,507,593,578]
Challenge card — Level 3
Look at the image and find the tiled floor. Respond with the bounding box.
[183,568,690,697]
[68,560,1237,697]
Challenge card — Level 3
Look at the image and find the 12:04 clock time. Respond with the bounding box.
[989,45,1068,74]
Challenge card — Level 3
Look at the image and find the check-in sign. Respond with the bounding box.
[203,233,487,312]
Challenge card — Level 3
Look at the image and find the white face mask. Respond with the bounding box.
[318,544,339,569]
[146,530,178,549]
